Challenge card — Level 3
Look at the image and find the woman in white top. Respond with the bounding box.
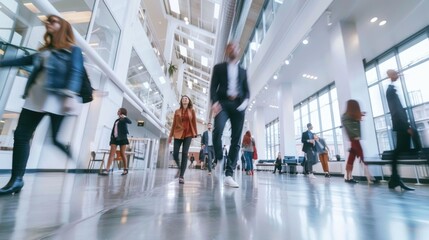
[0,15,85,195]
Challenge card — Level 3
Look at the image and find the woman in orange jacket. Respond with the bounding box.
[168,95,198,184]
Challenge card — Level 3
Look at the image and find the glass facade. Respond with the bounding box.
[241,0,283,69]
[364,27,429,153]
[0,0,170,151]
[265,118,280,159]
[293,85,343,158]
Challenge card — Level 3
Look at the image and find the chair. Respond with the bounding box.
[87,151,105,173]
[113,150,125,170]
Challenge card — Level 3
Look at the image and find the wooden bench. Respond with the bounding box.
[365,159,429,185]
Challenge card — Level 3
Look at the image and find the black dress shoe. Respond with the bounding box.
[388,179,415,191]
[0,177,24,195]
[345,179,358,184]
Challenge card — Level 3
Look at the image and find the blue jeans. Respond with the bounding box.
[213,100,245,177]
[205,145,214,172]
[244,151,253,171]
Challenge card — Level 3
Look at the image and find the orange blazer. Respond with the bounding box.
[169,108,198,139]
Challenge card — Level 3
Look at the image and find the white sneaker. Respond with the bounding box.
[224,176,239,188]
[309,173,316,179]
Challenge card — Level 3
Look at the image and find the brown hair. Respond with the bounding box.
[242,130,252,145]
[39,15,75,51]
[180,95,193,109]
[344,99,363,121]
[118,108,128,116]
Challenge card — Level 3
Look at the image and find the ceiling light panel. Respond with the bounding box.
[188,39,194,49]
[201,56,208,66]
[214,3,220,19]
[179,45,188,58]
[169,0,180,14]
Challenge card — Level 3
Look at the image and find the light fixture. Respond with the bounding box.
[273,74,278,80]
[143,82,150,89]
[201,56,208,67]
[169,0,180,14]
[284,54,293,65]
[179,45,187,58]
[188,39,194,49]
[370,17,378,23]
[302,74,318,79]
[184,17,189,25]
[379,20,387,26]
[264,85,268,90]
[189,66,193,70]
[24,3,41,13]
[302,38,309,45]
[203,88,207,94]
[159,76,166,84]
[187,81,193,89]
[214,3,220,19]
[138,65,143,70]
[193,78,198,84]
[326,11,332,26]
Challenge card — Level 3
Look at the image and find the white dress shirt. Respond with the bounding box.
[227,61,239,97]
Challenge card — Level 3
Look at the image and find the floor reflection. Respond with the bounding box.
[1,169,429,239]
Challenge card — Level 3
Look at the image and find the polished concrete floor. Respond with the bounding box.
[1,167,429,240]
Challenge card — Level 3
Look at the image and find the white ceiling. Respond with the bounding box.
[252,0,429,111]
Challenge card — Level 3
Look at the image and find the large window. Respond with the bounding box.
[294,85,343,158]
[265,118,280,159]
[365,27,429,152]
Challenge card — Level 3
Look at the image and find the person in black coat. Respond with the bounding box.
[210,42,250,188]
[273,152,282,174]
[385,69,414,190]
[100,108,132,176]
[301,123,317,178]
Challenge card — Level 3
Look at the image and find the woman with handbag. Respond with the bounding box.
[341,100,374,184]
[241,131,256,175]
[0,15,84,195]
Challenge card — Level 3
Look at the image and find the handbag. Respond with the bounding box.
[79,69,94,103]
[252,145,258,160]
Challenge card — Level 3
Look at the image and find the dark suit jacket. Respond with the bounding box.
[386,85,409,131]
[301,130,315,152]
[111,117,132,141]
[210,62,250,105]
[201,130,213,146]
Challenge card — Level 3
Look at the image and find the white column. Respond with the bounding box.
[278,82,296,157]
[330,21,378,159]
[252,106,266,159]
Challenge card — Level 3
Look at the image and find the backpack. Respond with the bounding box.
[79,68,94,103]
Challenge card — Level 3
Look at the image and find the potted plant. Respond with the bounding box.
[168,62,178,77]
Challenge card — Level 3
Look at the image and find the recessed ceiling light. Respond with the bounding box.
[184,17,188,22]
[273,74,278,80]
[138,65,143,70]
[302,38,309,45]
[284,59,290,65]
[303,74,307,77]
[370,17,378,23]
[379,20,387,26]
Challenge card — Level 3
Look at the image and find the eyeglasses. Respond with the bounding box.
[45,18,60,25]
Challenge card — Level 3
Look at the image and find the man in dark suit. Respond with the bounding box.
[301,123,317,179]
[201,123,214,175]
[211,42,250,188]
[385,69,414,190]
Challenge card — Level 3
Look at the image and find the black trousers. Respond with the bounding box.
[173,137,192,178]
[12,108,69,178]
[392,130,411,178]
[213,100,245,177]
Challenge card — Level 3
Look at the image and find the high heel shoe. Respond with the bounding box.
[0,177,24,195]
[121,169,128,176]
[388,179,415,191]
